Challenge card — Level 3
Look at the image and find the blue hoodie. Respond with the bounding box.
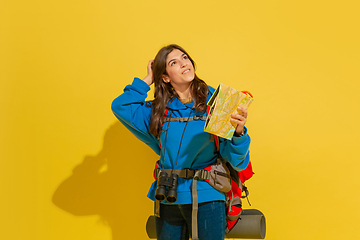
[111,77,250,205]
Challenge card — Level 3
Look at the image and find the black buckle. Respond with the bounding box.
[182,169,194,179]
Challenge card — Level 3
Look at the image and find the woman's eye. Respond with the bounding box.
[183,55,188,60]
[171,61,176,66]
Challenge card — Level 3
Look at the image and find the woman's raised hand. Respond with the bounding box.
[230,106,248,136]
[143,60,154,86]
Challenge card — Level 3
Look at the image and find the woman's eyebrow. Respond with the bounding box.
[168,59,176,65]
[168,53,186,65]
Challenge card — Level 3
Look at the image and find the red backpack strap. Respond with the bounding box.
[159,108,169,148]
[164,108,169,118]
[214,135,220,152]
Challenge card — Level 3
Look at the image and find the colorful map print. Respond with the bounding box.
[204,83,253,140]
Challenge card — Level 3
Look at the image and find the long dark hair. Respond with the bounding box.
[149,44,208,138]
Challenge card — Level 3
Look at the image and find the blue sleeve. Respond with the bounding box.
[219,127,250,171]
[111,77,160,154]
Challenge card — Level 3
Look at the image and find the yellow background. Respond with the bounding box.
[1,0,360,239]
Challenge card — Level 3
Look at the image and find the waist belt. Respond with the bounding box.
[154,168,210,180]
[155,168,210,240]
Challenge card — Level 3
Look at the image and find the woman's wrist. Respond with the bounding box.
[234,128,245,137]
[142,75,153,85]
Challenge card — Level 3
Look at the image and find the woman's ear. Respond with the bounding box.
[162,74,171,83]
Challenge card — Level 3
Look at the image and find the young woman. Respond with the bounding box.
[111,44,250,240]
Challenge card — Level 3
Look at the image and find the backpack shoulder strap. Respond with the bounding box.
[163,116,207,122]
[158,108,169,149]
[159,107,208,148]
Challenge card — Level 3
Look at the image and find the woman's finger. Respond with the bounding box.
[237,107,248,118]
[231,113,246,121]
[230,118,243,125]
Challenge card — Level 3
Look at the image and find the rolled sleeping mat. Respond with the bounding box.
[146,215,157,239]
[146,209,266,239]
[226,209,266,239]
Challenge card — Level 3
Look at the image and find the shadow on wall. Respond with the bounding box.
[52,121,157,240]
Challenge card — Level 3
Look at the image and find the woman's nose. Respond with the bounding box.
[180,60,187,67]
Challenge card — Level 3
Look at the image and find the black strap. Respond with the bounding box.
[163,115,206,123]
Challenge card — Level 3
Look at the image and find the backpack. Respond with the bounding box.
[214,134,254,233]
[153,106,254,235]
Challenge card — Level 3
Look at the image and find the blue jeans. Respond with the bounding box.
[155,201,226,240]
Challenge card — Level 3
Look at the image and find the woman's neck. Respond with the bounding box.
[173,84,192,99]
[176,91,192,99]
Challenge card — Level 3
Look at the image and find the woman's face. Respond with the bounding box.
[162,49,195,90]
